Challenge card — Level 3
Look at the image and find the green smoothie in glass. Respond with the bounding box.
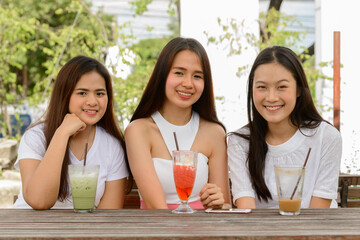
[69,164,99,213]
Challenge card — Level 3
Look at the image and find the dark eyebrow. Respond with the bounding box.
[75,88,106,92]
[96,89,107,92]
[277,79,290,83]
[254,80,265,84]
[254,79,290,84]
[75,88,88,91]
[172,66,203,74]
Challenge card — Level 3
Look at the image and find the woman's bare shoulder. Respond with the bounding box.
[125,117,156,138]
[199,118,226,137]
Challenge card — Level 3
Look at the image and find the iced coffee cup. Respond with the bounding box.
[274,165,305,216]
[68,164,99,213]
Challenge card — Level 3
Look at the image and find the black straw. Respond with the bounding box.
[83,143,88,166]
[173,132,179,151]
[290,148,311,200]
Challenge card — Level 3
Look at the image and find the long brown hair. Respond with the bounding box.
[232,46,324,202]
[40,56,127,200]
[130,37,224,130]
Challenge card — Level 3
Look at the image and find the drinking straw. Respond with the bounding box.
[83,143,88,166]
[83,127,91,167]
[290,148,311,200]
[173,132,179,151]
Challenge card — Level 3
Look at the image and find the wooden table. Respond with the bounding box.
[1,208,360,239]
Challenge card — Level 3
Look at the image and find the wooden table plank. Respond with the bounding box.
[1,208,360,239]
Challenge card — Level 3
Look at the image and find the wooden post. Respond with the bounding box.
[333,31,340,131]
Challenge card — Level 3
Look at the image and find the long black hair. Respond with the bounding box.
[233,46,324,202]
[41,56,128,200]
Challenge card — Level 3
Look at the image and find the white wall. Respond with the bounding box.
[315,0,360,173]
[180,0,259,132]
[92,0,174,41]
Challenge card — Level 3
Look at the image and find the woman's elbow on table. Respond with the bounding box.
[23,190,57,210]
[25,197,56,210]
[235,197,256,209]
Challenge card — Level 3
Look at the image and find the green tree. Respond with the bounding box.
[1,0,180,137]
[0,0,127,138]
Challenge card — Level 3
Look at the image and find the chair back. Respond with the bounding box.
[123,181,140,209]
[338,174,360,207]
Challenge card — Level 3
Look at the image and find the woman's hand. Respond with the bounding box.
[199,183,224,209]
[58,113,87,137]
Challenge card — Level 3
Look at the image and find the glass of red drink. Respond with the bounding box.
[172,150,198,214]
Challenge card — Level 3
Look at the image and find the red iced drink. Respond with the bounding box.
[173,165,196,200]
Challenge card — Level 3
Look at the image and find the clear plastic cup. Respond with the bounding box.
[274,165,305,216]
[68,165,99,213]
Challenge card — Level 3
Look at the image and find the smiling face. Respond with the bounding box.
[252,61,298,129]
[68,71,108,126]
[163,50,205,111]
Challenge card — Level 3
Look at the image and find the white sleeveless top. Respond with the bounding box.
[144,111,209,204]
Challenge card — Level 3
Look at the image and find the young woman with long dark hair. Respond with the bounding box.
[125,37,231,209]
[13,56,129,209]
[228,46,342,209]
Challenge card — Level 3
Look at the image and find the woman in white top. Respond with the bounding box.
[228,46,342,209]
[125,37,231,209]
[14,56,129,209]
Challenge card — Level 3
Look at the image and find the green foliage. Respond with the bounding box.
[0,0,123,138]
[258,8,306,51]
[0,0,179,136]
[130,0,178,17]
[167,0,178,17]
[129,0,153,16]
[113,37,171,129]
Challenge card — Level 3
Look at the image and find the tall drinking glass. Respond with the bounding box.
[69,164,99,213]
[274,165,305,216]
[172,150,198,214]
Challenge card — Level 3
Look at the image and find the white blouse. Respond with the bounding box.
[228,122,342,208]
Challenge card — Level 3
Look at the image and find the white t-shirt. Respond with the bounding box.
[228,121,342,208]
[13,123,129,209]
